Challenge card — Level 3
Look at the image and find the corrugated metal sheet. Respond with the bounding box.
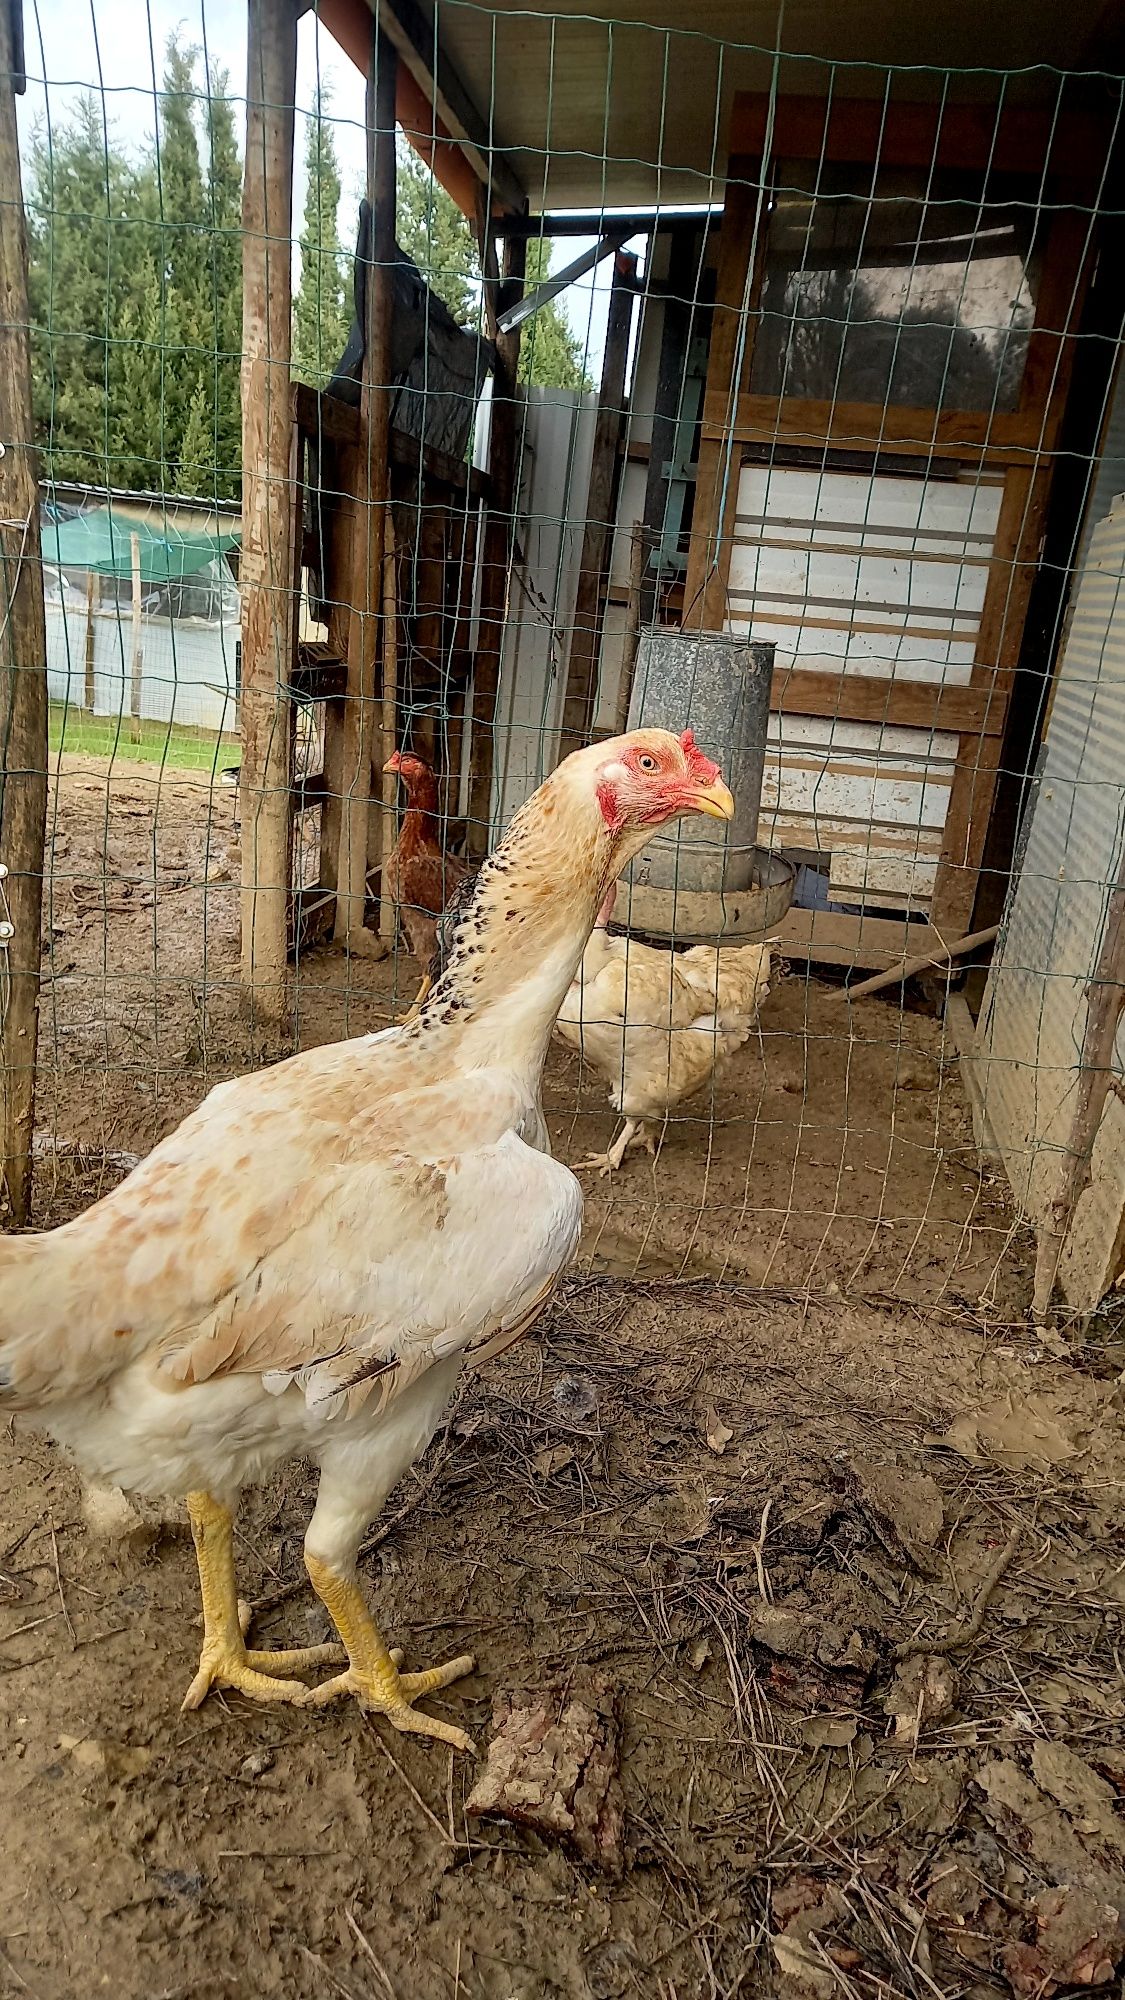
[490,387,597,836]
[973,498,1125,1309]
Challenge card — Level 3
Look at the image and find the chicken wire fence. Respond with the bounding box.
[4,0,1125,1320]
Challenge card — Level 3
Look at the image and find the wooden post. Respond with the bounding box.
[239,0,298,1030]
[128,531,144,741]
[0,0,48,1225]
[558,249,636,758]
[333,27,396,954]
[377,514,399,944]
[83,566,97,711]
[467,225,525,855]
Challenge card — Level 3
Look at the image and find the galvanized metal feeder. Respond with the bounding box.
[620,629,794,943]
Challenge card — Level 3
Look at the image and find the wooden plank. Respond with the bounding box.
[334,27,395,953]
[389,425,490,502]
[769,669,998,736]
[239,0,298,1031]
[0,0,47,1225]
[930,467,1041,933]
[703,398,1045,466]
[777,906,945,973]
[292,387,491,500]
[325,0,523,211]
[467,225,525,854]
[559,250,636,756]
[683,163,759,631]
[728,93,1109,181]
[933,179,1092,938]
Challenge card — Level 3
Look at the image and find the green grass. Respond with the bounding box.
[49,703,238,773]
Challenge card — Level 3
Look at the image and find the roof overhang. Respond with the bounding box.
[321,0,1125,217]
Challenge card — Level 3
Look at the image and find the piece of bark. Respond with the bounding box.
[466,1679,625,1876]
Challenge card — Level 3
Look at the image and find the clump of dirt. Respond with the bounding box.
[3,1277,1123,1998]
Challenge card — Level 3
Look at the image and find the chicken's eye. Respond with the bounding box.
[637,753,659,773]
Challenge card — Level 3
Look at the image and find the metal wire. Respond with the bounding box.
[6,0,1125,1314]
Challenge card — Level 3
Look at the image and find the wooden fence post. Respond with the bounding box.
[333,27,396,953]
[239,0,298,1030]
[0,0,48,1225]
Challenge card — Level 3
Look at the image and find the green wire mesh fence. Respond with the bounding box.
[4,0,1125,1319]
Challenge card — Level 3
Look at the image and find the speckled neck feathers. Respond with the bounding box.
[408,769,615,1074]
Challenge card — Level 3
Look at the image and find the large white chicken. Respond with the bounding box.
[0,729,732,1754]
[556,882,771,1173]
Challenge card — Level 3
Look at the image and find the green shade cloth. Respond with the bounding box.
[43,508,239,585]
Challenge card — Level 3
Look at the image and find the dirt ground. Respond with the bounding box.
[3,759,1123,1999]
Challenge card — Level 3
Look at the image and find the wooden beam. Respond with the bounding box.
[776,907,946,973]
[317,0,524,215]
[239,0,298,1031]
[559,250,636,757]
[769,669,1002,737]
[467,227,525,855]
[728,93,1111,183]
[334,25,396,953]
[0,0,47,1225]
[705,399,1049,468]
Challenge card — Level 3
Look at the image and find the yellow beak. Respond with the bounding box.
[691,777,736,822]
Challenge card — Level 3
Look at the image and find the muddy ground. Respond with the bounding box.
[2,759,1122,2000]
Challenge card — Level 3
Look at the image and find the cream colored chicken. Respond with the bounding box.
[0,729,733,1754]
[556,882,771,1173]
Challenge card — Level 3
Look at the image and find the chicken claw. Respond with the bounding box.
[305,1552,476,1752]
[182,1493,345,1712]
[575,1118,652,1175]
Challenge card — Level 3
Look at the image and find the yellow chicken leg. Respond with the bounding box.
[304,1553,476,1752]
[576,1118,650,1176]
[181,1492,345,1711]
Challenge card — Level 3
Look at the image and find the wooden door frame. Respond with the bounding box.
[684,92,1108,956]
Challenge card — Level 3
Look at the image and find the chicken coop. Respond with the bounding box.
[6,0,1125,1993]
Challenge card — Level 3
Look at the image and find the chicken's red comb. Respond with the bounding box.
[679,728,721,785]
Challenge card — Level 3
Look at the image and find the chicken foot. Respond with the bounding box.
[181,1491,345,1712]
[576,1118,656,1176]
[304,1552,476,1753]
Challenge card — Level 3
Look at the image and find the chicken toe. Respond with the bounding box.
[305,1552,476,1752]
[576,1118,647,1175]
[181,1492,343,1712]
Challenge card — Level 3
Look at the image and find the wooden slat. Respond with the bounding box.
[728,93,1109,182]
[777,906,946,972]
[292,385,491,501]
[769,669,997,736]
[703,398,1045,466]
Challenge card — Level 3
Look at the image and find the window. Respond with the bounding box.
[750,161,1043,413]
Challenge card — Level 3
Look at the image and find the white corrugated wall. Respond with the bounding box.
[973,498,1125,1310]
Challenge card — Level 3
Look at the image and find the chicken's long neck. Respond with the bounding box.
[413,788,613,1082]
[399,775,439,847]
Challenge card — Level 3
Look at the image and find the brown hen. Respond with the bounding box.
[382,750,469,966]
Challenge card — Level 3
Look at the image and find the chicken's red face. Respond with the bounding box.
[384,750,431,782]
[594,728,735,836]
